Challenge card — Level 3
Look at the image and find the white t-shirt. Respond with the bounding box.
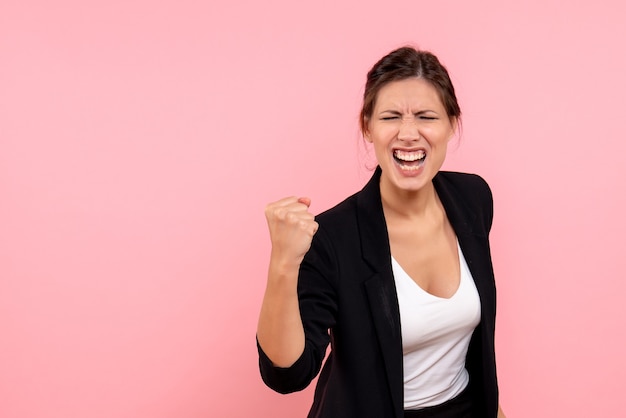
[392,241,481,410]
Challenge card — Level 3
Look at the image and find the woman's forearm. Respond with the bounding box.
[257,257,305,367]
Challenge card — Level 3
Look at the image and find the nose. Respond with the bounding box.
[397,118,420,142]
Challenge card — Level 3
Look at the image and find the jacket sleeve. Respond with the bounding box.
[257,223,338,394]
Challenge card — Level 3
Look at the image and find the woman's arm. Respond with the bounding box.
[497,405,506,418]
[257,196,318,367]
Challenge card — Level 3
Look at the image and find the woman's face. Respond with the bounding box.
[364,77,457,195]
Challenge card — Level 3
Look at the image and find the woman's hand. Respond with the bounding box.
[265,196,318,267]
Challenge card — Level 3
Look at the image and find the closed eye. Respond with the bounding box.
[415,111,439,120]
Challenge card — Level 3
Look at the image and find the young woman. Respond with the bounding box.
[257,46,506,418]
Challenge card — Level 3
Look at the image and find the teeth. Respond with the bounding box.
[394,149,425,162]
[397,164,422,171]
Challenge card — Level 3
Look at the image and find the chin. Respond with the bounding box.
[388,173,433,193]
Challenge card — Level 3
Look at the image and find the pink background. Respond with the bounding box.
[2,1,625,417]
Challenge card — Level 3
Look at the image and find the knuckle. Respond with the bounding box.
[274,207,287,220]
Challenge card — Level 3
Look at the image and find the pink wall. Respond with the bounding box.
[2,1,625,416]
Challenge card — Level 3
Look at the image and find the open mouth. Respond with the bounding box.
[393,149,426,171]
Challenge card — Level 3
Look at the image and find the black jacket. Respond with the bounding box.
[259,167,499,417]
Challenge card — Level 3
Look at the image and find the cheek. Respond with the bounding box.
[372,125,396,143]
[425,127,454,144]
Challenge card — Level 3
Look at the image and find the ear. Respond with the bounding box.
[363,119,373,143]
[447,117,459,141]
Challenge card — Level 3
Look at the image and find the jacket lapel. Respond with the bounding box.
[433,173,494,322]
[356,168,404,417]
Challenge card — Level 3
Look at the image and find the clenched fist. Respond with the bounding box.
[265,196,319,266]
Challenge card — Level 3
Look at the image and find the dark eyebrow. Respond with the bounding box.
[379,109,440,115]
[414,110,438,115]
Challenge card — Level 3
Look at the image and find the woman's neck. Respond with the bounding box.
[380,178,441,221]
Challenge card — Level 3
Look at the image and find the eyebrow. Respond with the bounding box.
[379,109,438,115]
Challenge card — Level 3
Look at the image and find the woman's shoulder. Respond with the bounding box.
[435,171,492,201]
[314,191,361,230]
[436,170,490,188]
[313,169,379,225]
[436,171,494,232]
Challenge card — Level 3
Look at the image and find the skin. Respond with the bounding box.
[257,76,506,417]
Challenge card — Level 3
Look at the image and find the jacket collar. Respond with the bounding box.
[356,167,480,268]
[356,167,391,272]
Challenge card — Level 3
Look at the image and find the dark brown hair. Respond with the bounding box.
[359,46,461,134]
